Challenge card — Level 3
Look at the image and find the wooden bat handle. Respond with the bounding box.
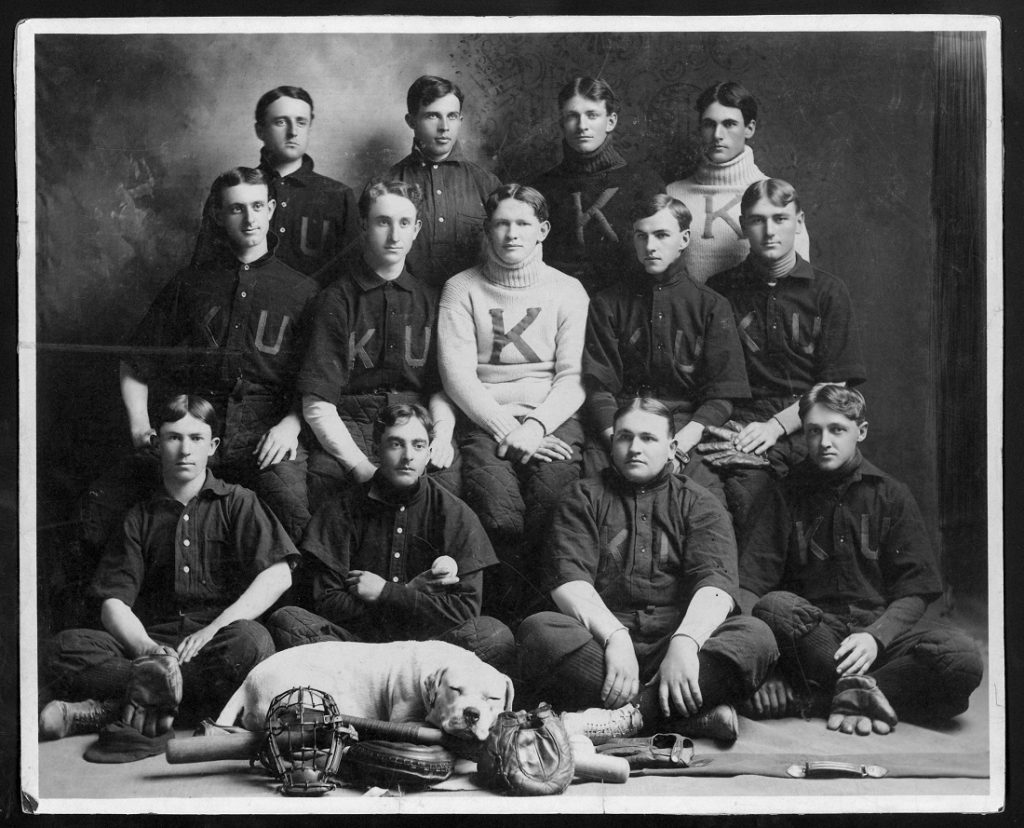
[332,714,444,745]
[166,731,265,763]
[572,752,631,784]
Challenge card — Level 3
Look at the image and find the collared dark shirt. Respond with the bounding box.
[90,473,299,626]
[126,241,319,403]
[707,255,866,399]
[584,258,751,433]
[545,466,739,612]
[740,454,943,644]
[191,154,360,283]
[387,143,501,287]
[296,257,441,403]
[300,473,499,639]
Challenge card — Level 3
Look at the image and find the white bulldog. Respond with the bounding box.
[216,640,513,742]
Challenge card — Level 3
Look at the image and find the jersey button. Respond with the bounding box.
[243,265,250,271]
[280,201,287,207]
[182,514,189,522]
[183,538,191,547]
[432,164,439,170]
[436,189,442,195]
[240,291,247,298]
[399,506,405,512]
[438,216,445,223]
[279,227,286,233]
[396,527,403,534]
[392,576,400,582]
[394,553,401,559]
[182,565,190,574]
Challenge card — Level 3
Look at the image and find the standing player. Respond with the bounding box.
[297,178,459,506]
[582,193,750,497]
[386,75,502,286]
[191,86,359,283]
[40,395,297,740]
[666,81,810,285]
[743,385,982,734]
[121,167,318,541]
[532,77,665,296]
[702,178,865,549]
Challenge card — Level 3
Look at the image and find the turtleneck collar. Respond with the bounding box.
[559,136,626,176]
[609,462,673,494]
[482,241,546,289]
[693,145,759,187]
[751,249,799,284]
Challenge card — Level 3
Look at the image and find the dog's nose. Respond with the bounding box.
[463,707,480,724]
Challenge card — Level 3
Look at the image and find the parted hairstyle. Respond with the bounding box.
[406,75,464,115]
[358,178,425,222]
[613,397,675,437]
[373,402,434,445]
[629,193,693,231]
[484,183,549,223]
[255,86,314,124]
[557,76,620,116]
[695,80,757,126]
[740,178,802,217]
[209,166,271,210]
[799,383,867,424]
[154,394,221,435]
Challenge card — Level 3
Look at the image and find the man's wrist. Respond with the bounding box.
[603,626,630,648]
[670,631,702,651]
[523,416,547,436]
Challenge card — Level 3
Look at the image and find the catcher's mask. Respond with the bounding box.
[255,686,357,796]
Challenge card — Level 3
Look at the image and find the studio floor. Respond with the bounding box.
[26,600,1000,816]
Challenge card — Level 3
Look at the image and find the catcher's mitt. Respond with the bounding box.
[697,422,771,469]
[477,702,574,796]
[338,740,456,789]
[122,651,183,737]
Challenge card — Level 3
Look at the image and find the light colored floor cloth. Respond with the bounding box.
[31,602,994,804]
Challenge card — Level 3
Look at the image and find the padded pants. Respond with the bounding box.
[753,590,984,720]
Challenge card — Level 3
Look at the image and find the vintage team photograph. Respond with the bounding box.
[17,15,1003,815]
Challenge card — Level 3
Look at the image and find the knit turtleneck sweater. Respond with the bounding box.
[751,248,799,283]
[438,241,590,441]
[666,146,811,285]
[557,138,626,176]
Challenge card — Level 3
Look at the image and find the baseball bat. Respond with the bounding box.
[167,715,446,764]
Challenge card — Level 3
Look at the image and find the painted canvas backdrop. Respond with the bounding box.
[32,30,951,618]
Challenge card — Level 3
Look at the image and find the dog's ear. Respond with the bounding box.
[502,674,514,711]
[423,667,447,711]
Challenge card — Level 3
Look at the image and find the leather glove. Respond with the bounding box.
[595,733,695,769]
[697,422,771,469]
[122,649,183,737]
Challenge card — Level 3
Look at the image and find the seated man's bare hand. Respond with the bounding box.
[734,419,784,455]
[345,569,387,603]
[834,632,879,676]
[652,635,702,717]
[532,434,574,463]
[496,420,545,464]
[428,436,455,470]
[601,633,640,709]
[254,419,301,470]
[742,669,795,719]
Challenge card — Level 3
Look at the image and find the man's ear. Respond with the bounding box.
[404,112,416,130]
[411,219,423,240]
[744,119,757,141]
[267,198,276,219]
[679,228,691,251]
[209,436,220,455]
[537,220,551,242]
[795,210,805,235]
[857,421,868,443]
[606,111,619,133]
[255,120,266,144]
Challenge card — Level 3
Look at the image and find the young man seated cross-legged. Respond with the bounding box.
[741,384,984,735]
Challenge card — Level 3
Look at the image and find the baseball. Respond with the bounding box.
[431,556,458,578]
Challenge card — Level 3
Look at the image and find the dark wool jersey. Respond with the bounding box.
[90,473,299,626]
[295,257,442,403]
[583,257,751,434]
[127,243,319,408]
[544,466,739,612]
[191,153,360,283]
[706,255,866,399]
[300,473,499,638]
[740,455,943,647]
[387,143,502,287]
[530,138,665,296]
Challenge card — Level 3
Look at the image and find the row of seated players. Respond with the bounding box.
[42,387,982,748]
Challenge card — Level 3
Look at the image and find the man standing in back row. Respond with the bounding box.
[387,75,502,286]
[192,85,360,283]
